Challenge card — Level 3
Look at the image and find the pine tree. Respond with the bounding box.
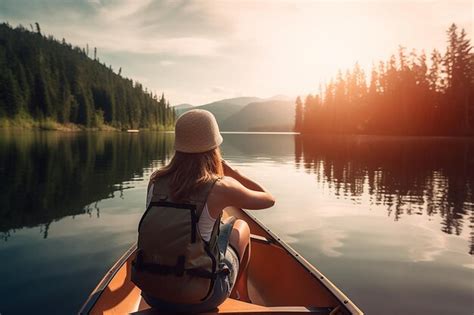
[428,49,443,92]
[456,28,472,132]
[4,71,22,117]
[444,23,458,91]
[294,96,303,132]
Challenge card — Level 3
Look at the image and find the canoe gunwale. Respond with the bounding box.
[78,243,137,315]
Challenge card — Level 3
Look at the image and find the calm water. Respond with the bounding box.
[0,131,472,314]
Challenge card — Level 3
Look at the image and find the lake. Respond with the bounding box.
[0,131,472,314]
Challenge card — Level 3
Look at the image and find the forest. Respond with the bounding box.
[295,24,473,136]
[0,22,176,130]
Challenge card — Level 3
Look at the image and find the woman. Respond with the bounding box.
[133,109,275,312]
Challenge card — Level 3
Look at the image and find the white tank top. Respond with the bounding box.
[198,203,217,242]
[146,184,217,242]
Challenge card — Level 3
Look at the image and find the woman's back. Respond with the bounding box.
[135,109,274,312]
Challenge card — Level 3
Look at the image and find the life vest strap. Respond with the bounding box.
[134,263,228,280]
[186,266,229,279]
[133,251,228,280]
[147,201,197,211]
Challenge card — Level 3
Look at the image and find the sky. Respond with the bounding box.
[0,0,472,105]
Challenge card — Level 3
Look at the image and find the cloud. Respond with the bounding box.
[0,0,228,57]
[210,86,226,94]
[75,0,225,56]
[207,86,244,99]
[98,0,154,22]
[159,60,175,66]
[1,0,471,105]
[72,31,221,56]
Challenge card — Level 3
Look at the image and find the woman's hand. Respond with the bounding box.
[222,159,240,178]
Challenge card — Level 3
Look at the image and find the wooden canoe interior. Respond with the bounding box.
[84,207,362,314]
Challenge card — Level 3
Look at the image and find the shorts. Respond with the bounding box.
[142,220,239,312]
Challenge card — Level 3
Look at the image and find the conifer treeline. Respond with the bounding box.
[295,24,473,136]
[0,22,176,129]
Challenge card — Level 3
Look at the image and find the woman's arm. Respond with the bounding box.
[209,160,275,211]
[221,176,275,210]
[222,160,267,192]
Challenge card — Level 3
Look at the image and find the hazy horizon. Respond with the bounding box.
[1,0,471,105]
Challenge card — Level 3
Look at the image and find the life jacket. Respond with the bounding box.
[131,174,224,304]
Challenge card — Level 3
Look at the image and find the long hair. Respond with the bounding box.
[150,147,224,201]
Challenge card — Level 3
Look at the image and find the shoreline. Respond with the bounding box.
[0,118,470,137]
[0,117,174,132]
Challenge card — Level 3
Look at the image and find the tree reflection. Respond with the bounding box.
[295,135,473,254]
[0,131,174,240]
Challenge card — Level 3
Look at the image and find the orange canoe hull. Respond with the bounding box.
[79,207,363,314]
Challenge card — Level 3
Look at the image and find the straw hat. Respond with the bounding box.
[174,109,223,153]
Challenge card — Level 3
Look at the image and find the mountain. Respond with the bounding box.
[173,103,193,116]
[174,103,193,109]
[0,23,175,130]
[205,97,263,107]
[222,100,294,131]
[176,96,295,131]
[177,97,263,123]
[196,101,249,122]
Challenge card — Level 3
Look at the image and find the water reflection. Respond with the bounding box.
[222,133,295,161]
[0,131,174,240]
[0,132,472,314]
[295,135,474,254]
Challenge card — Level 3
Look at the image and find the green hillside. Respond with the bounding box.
[0,23,175,130]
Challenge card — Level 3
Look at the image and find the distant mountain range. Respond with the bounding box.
[174,96,295,131]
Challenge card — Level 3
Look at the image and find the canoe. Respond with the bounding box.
[79,207,363,314]
[127,129,140,133]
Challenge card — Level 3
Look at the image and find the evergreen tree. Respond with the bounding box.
[294,96,303,132]
[428,49,443,92]
[456,28,473,131]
